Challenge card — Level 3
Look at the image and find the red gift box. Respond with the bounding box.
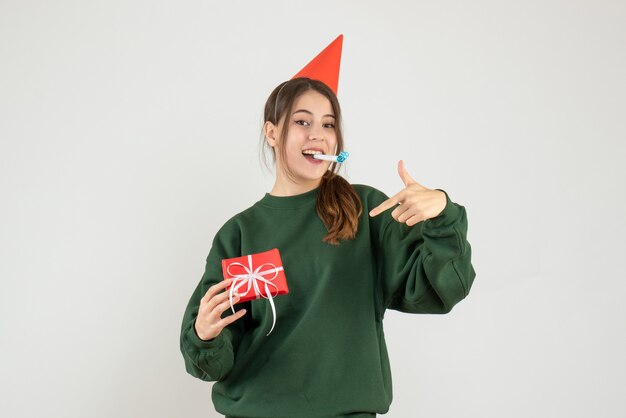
[222,248,289,302]
[221,248,288,335]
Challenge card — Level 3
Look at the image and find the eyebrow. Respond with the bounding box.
[292,109,336,119]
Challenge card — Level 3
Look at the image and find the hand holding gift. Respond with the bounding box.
[194,279,247,341]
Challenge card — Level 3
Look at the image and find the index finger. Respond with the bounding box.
[369,191,404,217]
[201,279,233,304]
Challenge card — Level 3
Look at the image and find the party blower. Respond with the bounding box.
[312,151,350,163]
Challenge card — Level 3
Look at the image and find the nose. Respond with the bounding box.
[309,126,325,141]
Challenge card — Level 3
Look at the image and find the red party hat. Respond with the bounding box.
[292,34,343,95]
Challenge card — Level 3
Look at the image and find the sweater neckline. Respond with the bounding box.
[259,187,318,209]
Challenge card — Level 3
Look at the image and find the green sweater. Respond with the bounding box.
[180,184,475,418]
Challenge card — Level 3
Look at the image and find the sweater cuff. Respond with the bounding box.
[187,321,226,350]
[424,189,461,227]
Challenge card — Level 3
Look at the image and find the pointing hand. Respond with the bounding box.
[369,160,446,226]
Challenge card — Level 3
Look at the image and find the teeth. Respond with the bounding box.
[302,150,323,155]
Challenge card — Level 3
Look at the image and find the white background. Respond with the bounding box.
[1,1,625,417]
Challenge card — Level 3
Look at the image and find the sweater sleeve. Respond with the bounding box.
[179,220,247,382]
[375,189,475,314]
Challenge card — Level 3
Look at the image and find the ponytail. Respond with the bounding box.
[316,171,362,245]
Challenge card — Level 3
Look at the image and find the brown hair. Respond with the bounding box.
[262,77,362,245]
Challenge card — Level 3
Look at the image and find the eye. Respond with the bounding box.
[295,120,310,126]
[323,123,335,129]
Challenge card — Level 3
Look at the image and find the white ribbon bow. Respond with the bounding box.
[226,254,284,335]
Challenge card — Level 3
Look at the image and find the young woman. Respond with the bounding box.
[180,77,475,418]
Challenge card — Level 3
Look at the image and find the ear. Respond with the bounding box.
[264,121,278,147]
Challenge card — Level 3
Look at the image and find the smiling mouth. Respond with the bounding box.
[301,149,325,164]
[302,150,323,156]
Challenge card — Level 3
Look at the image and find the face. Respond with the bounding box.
[266,90,338,191]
